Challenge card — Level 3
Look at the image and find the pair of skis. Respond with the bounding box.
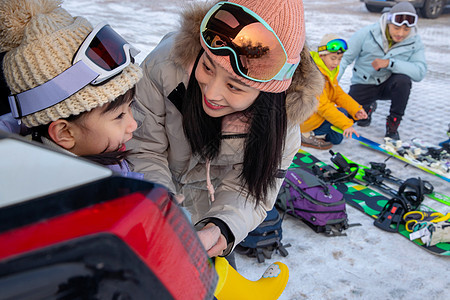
[331,126,450,183]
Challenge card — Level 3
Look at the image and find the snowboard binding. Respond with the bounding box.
[374,178,427,232]
[374,196,408,232]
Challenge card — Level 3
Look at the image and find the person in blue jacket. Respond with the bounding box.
[338,1,427,140]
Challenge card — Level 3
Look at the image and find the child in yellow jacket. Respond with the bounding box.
[301,34,368,150]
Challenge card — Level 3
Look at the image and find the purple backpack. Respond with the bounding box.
[276,168,349,236]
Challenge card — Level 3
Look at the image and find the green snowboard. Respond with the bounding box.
[290,149,450,256]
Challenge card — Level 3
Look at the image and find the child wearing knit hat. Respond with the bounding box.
[127,0,323,262]
[301,33,368,149]
[0,0,143,176]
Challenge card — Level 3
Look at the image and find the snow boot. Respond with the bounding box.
[385,115,401,140]
[301,131,332,150]
[214,256,289,300]
[357,101,377,127]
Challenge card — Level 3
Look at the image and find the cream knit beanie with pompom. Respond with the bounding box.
[0,0,142,127]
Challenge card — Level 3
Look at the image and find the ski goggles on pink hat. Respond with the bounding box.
[8,22,140,119]
[200,1,299,82]
[318,39,348,54]
[389,12,418,27]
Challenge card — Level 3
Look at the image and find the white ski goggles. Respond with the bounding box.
[8,22,139,119]
[389,12,418,27]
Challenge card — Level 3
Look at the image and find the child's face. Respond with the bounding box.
[195,53,260,118]
[320,53,343,71]
[388,24,411,43]
[70,99,137,156]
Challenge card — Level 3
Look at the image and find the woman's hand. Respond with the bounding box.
[197,223,228,257]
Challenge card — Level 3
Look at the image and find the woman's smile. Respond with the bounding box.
[204,96,226,110]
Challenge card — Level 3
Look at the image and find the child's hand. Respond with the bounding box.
[371,58,389,71]
[355,109,368,120]
[197,223,226,257]
[343,126,359,138]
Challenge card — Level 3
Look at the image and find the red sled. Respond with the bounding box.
[0,132,217,300]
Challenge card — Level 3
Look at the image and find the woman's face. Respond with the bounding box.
[195,53,260,118]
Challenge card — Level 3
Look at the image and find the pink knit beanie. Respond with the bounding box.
[200,0,305,93]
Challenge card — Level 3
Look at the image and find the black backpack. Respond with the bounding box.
[235,207,290,263]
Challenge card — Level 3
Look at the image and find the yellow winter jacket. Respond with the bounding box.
[301,52,363,133]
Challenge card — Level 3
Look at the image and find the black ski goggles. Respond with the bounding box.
[200,1,299,82]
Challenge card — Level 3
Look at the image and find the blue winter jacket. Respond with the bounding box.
[338,13,427,85]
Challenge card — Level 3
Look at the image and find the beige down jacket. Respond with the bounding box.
[127,1,323,253]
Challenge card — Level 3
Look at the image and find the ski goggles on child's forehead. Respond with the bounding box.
[73,22,140,85]
[389,12,418,27]
[318,39,348,54]
[8,22,139,119]
[200,1,299,82]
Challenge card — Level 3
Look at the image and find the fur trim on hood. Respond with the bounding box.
[172,0,322,125]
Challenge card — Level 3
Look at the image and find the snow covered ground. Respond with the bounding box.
[62,0,450,299]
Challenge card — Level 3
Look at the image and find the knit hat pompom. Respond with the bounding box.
[0,0,62,52]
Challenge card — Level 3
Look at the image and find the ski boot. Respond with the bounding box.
[357,101,377,127]
[385,115,401,140]
[214,256,289,300]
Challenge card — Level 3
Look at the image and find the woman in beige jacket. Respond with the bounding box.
[127,0,323,258]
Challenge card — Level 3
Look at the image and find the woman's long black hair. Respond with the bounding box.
[182,52,287,206]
